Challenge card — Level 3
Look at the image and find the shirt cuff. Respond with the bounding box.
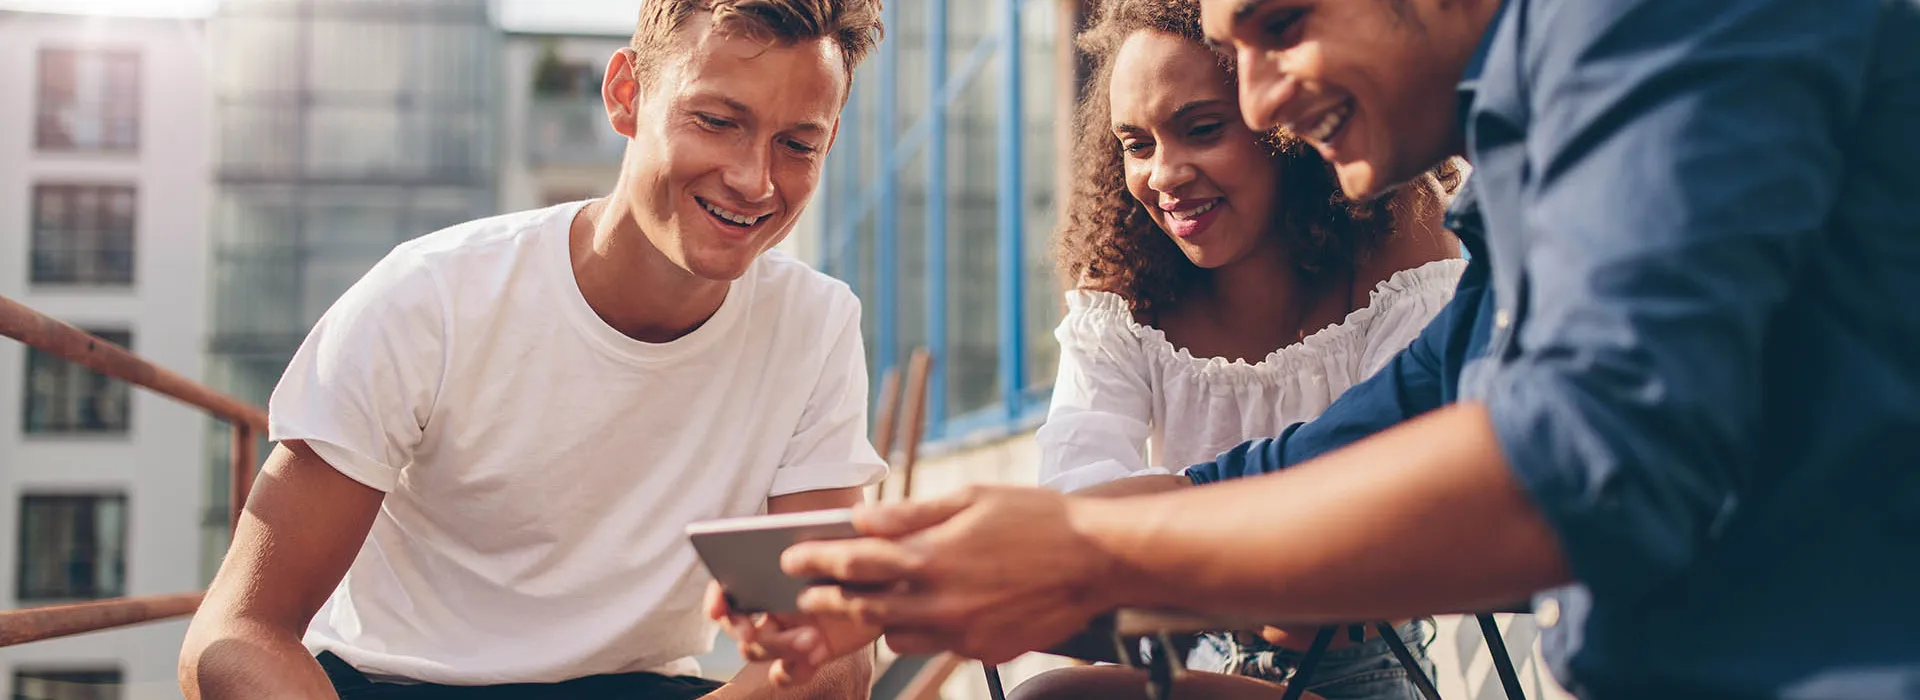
[1043,460,1170,493]
[768,460,888,498]
[293,437,401,493]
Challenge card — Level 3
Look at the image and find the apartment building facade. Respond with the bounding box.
[0,10,213,699]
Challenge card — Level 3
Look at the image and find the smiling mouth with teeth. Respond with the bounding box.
[1166,199,1219,221]
[1301,100,1354,146]
[698,197,768,228]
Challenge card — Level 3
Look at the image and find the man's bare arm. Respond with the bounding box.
[1079,404,1570,623]
[179,440,384,700]
[1070,474,1192,499]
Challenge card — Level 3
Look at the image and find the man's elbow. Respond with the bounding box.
[177,613,330,700]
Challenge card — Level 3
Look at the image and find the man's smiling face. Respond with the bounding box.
[1197,0,1491,199]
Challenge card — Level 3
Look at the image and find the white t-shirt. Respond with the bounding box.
[1037,259,1465,491]
[267,200,887,685]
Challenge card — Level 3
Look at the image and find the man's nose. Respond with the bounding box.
[1237,47,1298,132]
[723,142,776,204]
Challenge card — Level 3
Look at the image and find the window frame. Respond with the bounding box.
[29,183,139,288]
[14,493,131,604]
[21,328,136,436]
[35,46,142,154]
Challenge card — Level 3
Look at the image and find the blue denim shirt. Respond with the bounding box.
[1187,0,1920,697]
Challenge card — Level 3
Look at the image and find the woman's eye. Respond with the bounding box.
[1121,141,1152,156]
[1190,123,1223,138]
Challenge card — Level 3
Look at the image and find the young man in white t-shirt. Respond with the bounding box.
[178,2,887,698]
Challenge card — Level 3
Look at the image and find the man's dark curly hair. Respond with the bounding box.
[1057,0,1461,316]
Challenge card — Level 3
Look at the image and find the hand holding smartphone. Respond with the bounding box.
[685,508,861,614]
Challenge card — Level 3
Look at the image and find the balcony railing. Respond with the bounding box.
[0,294,265,648]
[525,96,625,167]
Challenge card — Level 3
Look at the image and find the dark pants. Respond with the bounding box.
[318,652,726,699]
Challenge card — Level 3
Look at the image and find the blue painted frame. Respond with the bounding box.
[819,0,1060,445]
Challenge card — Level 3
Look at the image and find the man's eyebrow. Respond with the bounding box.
[1233,0,1275,22]
[1201,0,1271,51]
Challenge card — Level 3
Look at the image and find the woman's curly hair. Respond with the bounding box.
[1057,0,1461,316]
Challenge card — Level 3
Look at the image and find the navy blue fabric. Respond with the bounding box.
[1185,0,1920,697]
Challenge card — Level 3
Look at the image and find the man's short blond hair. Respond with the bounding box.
[632,0,885,87]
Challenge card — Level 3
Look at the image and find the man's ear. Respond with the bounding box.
[604,48,641,138]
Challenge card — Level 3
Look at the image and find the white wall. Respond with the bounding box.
[0,12,212,699]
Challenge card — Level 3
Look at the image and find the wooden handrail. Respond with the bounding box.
[0,294,267,431]
[1,294,270,648]
[0,592,204,647]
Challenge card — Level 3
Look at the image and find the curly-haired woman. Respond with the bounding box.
[1025,0,1465,697]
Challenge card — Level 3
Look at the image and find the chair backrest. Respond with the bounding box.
[872,348,933,502]
[872,365,902,496]
[895,348,934,500]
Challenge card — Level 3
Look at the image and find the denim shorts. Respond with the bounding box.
[1186,619,1437,700]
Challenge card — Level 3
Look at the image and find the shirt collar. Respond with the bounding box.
[1455,0,1510,134]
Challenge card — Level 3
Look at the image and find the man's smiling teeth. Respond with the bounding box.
[1302,101,1353,145]
[703,200,764,226]
[1167,199,1218,221]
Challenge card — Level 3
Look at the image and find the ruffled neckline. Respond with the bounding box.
[1065,259,1465,385]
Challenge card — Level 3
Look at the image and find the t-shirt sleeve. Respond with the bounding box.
[770,292,889,498]
[267,248,448,493]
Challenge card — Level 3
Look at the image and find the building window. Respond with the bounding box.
[22,329,134,435]
[16,495,128,602]
[31,184,137,286]
[36,48,140,152]
[11,669,123,700]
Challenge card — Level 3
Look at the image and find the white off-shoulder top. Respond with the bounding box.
[1037,259,1467,492]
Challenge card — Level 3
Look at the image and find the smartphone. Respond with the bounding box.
[686,508,861,614]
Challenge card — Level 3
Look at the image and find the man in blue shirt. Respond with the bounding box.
[723,0,1920,696]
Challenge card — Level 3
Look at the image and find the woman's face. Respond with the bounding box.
[1109,29,1280,270]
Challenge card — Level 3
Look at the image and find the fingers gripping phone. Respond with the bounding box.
[686,508,861,614]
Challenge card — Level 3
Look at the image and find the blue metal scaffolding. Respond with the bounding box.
[817,0,1059,444]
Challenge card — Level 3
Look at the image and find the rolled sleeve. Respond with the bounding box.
[772,298,889,498]
[1472,0,1871,603]
[268,248,448,493]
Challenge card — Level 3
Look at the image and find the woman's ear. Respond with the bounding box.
[604,48,641,138]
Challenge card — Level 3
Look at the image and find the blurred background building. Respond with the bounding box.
[0,0,1562,698]
[0,8,213,698]
[199,0,501,577]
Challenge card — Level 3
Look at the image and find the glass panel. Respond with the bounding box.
[30,184,138,286]
[896,148,930,368]
[12,668,124,700]
[35,49,139,151]
[213,15,301,98]
[895,0,931,130]
[856,215,879,388]
[16,495,129,601]
[1022,0,1065,396]
[945,51,1001,419]
[22,330,133,435]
